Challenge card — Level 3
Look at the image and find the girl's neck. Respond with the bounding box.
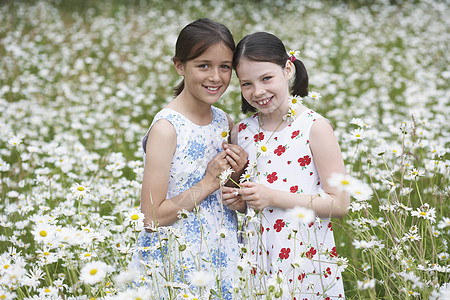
[259,102,290,131]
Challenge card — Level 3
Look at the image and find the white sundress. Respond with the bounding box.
[236,109,345,299]
[129,106,240,299]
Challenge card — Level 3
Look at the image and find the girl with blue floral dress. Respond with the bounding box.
[129,19,247,299]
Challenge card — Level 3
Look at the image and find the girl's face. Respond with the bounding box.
[236,58,293,116]
[174,42,233,106]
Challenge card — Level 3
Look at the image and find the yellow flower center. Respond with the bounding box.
[261,146,267,152]
[221,131,228,138]
[341,180,350,185]
[77,186,85,191]
[43,252,50,256]
[419,212,427,216]
[39,230,47,237]
[90,269,98,275]
[84,253,91,257]
[131,214,139,221]
[3,265,9,269]
[45,288,51,293]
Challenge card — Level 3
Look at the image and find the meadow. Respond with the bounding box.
[0,0,448,299]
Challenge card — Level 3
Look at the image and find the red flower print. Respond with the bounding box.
[274,145,286,156]
[267,172,278,183]
[274,219,285,232]
[324,267,332,278]
[251,267,257,275]
[298,155,311,167]
[260,225,264,234]
[298,273,306,282]
[254,132,264,142]
[239,123,247,132]
[291,130,300,139]
[328,222,333,231]
[330,246,337,257]
[290,185,298,193]
[305,247,317,259]
[279,248,291,260]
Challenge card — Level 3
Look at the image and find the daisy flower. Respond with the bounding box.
[188,270,213,287]
[240,170,253,182]
[256,142,270,157]
[307,91,322,101]
[80,261,113,285]
[288,49,300,58]
[283,107,296,123]
[70,182,90,198]
[357,278,376,290]
[32,223,55,244]
[411,204,436,223]
[218,167,234,186]
[287,206,315,224]
[8,135,23,147]
[177,209,190,219]
[124,208,145,230]
[437,217,450,229]
[287,95,302,108]
[217,127,229,142]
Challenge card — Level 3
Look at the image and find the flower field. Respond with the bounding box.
[0,0,448,299]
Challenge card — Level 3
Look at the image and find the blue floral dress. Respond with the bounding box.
[130,106,239,299]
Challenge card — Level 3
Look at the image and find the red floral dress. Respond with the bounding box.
[237,109,345,299]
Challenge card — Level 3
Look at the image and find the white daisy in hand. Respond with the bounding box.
[217,127,229,142]
[219,167,234,186]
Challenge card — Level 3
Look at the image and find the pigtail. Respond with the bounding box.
[291,59,308,97]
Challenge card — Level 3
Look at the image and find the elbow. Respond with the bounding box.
[335,194,350,218]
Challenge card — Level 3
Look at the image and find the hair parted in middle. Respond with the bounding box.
[172,18,235,96]
[232,32,309,114]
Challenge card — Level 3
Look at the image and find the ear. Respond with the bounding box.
[284,60,294,80]
[174,59,184,76]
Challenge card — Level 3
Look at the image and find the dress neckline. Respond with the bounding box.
[161,107,216,127]
[257,108,309,133]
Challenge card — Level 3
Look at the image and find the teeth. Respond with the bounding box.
[258,98,270,105]
[205,86,219,91]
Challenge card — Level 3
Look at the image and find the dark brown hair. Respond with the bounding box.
[173,18,235,96]
[233,32,308,113]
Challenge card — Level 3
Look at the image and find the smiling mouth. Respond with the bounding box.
[203,85,220,93]
[256,96,273,106]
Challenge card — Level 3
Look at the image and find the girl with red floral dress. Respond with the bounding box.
[222,32,350,299]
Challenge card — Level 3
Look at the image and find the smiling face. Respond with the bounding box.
[174,42,233,106]
[236,58,293,117]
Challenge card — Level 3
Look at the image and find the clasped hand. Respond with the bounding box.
[204,142,248,187]
[222,181,272,211]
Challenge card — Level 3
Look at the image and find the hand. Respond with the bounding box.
[238,181,273,211]
[204,150,232,187]
[222,143,248,174]
[221,186,246,212]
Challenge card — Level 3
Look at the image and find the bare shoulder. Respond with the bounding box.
[310,118,335,139]
[145,119,177,153]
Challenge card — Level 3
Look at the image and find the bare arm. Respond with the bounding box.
[141,119,230,228]
[236,119,350,218]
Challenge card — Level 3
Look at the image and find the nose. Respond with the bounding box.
[254,83,265,98]
[208,68,220,82]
